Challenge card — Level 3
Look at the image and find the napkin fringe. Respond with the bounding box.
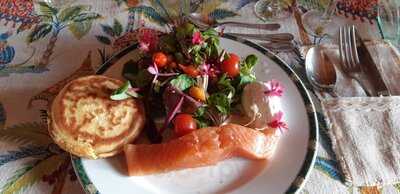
[321,103,354,186]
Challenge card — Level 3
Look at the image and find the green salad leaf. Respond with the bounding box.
[170,74,195,91]
[241,54,258,74]
[202,29,220,59]
[194,106,210,128]
[194,106,207,117]
[110,81,140,100]
[196,118,210,129]
[217,74,235,98]
[207,93,231,115]
[201,28,218,39]
[239,54,258,86]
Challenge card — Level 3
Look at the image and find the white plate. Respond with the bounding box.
[72,36,318,194]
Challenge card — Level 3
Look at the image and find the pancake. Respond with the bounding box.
[50,75,145,159]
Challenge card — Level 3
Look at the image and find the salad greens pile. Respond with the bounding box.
[111,22,259,142]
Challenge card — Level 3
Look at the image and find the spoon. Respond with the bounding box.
[187,14,280,31]
[305,46,337,97]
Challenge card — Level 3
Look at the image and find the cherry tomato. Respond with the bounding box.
[179,64,200,77]
[189,86,206,101]
[152,52,168,68]
[173,113,197,137]
[221,53,240,77]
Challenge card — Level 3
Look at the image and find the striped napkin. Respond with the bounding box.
[321,97,400,186]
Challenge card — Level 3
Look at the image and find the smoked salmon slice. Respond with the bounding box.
[124,124,280,176]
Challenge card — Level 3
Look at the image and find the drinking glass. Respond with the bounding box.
[377,0,400,46]
[301,0,344,39]
[254,0,291,21]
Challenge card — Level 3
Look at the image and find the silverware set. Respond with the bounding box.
[306,25,390,97]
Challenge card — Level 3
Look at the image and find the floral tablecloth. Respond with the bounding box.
[0,0,398,194]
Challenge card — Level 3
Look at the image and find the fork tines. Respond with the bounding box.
[339,25,361,72]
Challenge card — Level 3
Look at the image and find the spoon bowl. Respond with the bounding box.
[305,46,337,96]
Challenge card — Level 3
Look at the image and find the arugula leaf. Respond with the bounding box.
[207,93,231,115]
[170,74,195,91]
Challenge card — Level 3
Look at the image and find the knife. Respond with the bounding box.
[224,33,294,42]
[355,31,391,96]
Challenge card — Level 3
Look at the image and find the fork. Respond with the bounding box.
[339,25,372,96]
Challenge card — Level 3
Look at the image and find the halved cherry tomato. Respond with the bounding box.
[152,52,168,68]
[221,53,240,77]
[173,113,197,137]
[179,64,200,77]
[189,86,206,101]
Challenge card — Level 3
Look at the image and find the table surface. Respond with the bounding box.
[0,1,398,194]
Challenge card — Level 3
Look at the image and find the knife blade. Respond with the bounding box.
[224,33,294,42]
[355,31,391,96]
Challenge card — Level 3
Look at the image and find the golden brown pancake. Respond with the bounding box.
[50,75,145,159]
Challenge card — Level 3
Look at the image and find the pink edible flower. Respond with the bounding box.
[139,42,150,52]
[200,63,210,75]
[137,28,159,52]
[264,80,284,97]
[267,111,288,132]
[192,31,203,45]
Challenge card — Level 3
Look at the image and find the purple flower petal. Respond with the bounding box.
[147,66,158,75]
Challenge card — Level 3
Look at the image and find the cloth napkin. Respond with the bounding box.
[301,40,400,186]
[321,97,400,186]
